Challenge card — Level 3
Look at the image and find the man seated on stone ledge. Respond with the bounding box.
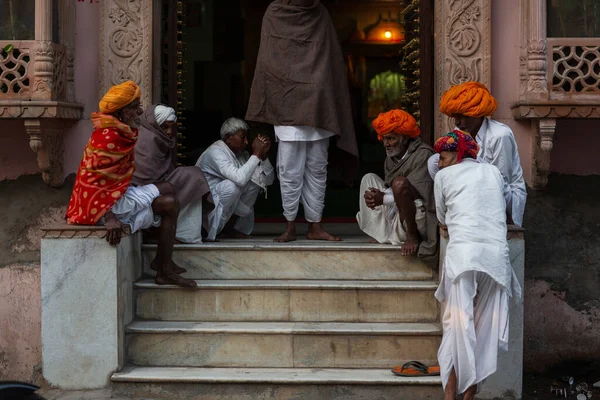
[132,104,213,244]
[433,130,521,400]
[356,109,438,264]
[196,117,274,241]
[65,81,196,287]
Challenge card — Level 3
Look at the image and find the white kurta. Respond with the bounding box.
[434,159,521,394]
[275,125,333,223]
[428,118,527,226]
[197,140,275,239]
[356,173,427,245]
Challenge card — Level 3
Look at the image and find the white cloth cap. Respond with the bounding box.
[154,105,177,126]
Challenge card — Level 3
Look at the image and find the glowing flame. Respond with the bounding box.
[384,31,392,39]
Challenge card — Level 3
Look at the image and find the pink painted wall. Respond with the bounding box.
[63,1,101,176]
[490,0,533,185]
[0,264,43,384]
[0,121,39,180]
[550,119,600,175]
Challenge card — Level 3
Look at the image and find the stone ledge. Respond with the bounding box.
[41,224,130,239]
[511,101,600,119]
[0,101,83,119]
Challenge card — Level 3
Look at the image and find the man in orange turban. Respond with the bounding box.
[66,81,196,287]
[430,81,527,226]
[357,109,438,263]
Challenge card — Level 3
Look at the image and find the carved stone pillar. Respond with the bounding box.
[99,0,154,109]
[524,0,548,101]
[434,0,492,137]
[24,119,65,187]
[32,0,55,100]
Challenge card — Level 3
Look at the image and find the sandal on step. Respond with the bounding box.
[391,361,440,377]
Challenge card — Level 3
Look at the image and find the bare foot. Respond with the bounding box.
[155,271,197,287]
[151,259,187,275]
[306,223,342,241]
[369,238,379,244]
[274,221,297,242]
[400,234,420,256]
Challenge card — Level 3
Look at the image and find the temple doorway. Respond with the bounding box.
[160,0,434,219]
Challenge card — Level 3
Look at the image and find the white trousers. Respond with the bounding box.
[277,138,329,222]
[356,173,427,245]
[436,269,510,395]
[207,179,261,240]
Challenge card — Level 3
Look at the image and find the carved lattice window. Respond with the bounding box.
[547,0,600,38]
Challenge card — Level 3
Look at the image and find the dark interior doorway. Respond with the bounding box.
[161,0,434,219]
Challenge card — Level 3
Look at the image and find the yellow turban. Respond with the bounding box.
[98,81,141,114]
[439,81,497,118]
[372,109,421,141]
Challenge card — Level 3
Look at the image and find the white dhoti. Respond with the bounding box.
[356,173,427,245]
[207,179,261,240]
[110,184,161,233]
[175,200,203,244]
[277,137,329,222]
[435,269,510,395]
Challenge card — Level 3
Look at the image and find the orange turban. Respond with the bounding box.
[98,80,141,114]
[439,81,497,118]
[372,109,420,141]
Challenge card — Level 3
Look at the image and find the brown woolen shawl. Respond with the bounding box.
[131,105,212,207]
[384,137,438,267]
[245,0,358,158]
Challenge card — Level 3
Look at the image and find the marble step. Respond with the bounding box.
[126,321,442,369]
[134,279,439,323]
[112,366,442,400]
[142,237,434,281]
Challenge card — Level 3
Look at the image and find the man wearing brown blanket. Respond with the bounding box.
[246,0,358,242]
[132,104,212,243]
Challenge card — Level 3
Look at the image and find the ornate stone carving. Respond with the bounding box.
[31,41,55,100]
[23,119,65,187]
[435,0,491,136]
[531,119,556,190]
[100,0,153,108]
[539,118,556,152]
[527,39,548,95]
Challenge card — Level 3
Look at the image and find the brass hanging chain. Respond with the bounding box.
[399,0,421,124]
[176,0,186,162]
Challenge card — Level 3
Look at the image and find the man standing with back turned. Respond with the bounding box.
[433,130,521,400]
[246,0,358,242]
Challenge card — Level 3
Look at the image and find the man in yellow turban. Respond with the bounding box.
[357,109,438,263]
[66,81,196,287]
[429,81,527,226]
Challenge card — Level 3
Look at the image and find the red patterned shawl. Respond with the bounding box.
[66,113,138,225]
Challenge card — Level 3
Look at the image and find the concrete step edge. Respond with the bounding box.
[111,366,442,386]
[134,279,439,291]
[141,242,405,252]
[126,321,443,336]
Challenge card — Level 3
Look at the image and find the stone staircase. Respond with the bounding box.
[111,234,443,399]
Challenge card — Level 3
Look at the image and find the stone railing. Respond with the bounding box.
[548,38,600,101]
